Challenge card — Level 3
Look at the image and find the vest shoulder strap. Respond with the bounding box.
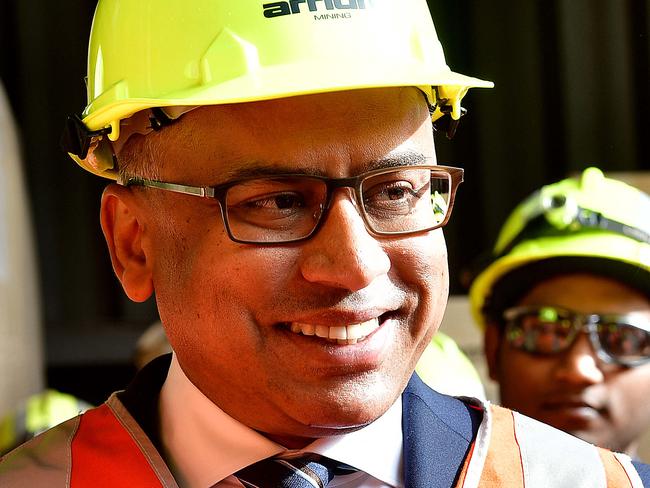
[456,403,642,488]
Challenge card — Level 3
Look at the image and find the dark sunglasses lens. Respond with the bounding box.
[597,322,650,364]
[506,307,574,354]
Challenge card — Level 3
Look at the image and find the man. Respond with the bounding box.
[1,2,648,487]
[471,167,650,459]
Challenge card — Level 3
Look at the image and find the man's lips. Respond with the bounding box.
[277,310,395,346]
[273,312,399,371]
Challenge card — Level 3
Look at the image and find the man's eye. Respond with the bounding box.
[365,182,415,202]
[241,192,306,210]
[385,186,410,200]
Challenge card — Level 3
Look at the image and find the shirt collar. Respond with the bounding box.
[303,398,404,486]
[159,354,403,487]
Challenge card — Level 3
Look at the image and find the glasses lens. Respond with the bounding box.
[225,177,327,243]
[360,168,451,233]
[504,306,576,354]
[596,320,650,365]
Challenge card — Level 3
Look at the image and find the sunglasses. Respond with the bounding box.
[502,305,650,367]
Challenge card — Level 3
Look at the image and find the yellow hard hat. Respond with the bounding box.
[469,168,650,329]
[61,0,493,179]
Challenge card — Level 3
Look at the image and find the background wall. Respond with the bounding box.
[0,80,43,415]
[0,1,648,405]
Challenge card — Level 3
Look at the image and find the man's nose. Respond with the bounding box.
[298,191,391,291]
[553,333,605,385]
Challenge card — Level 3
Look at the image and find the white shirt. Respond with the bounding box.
[159,354,404,487]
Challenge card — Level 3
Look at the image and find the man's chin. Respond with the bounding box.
[260,367,411,444]
[282,392,398,437]
[306,414,377,432]
[264,416,377,448]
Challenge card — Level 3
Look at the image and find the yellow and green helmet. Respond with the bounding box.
[469,167,650,329]
[60,0,492,180]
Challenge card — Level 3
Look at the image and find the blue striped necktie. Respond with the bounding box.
[233,454,358,488]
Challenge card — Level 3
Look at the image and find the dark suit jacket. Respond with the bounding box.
[402,374,481,487]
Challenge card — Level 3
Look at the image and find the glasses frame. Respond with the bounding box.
[119,164,464,245]
[502,305,650,367]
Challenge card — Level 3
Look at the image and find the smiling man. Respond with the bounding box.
[1,1,649,487]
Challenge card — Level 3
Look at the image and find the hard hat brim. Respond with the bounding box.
[83,64,493,131]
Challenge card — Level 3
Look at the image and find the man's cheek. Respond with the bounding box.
[390,239,444,279]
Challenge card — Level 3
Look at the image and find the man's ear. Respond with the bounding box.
[483,322,502,382]
[100,184,154,302]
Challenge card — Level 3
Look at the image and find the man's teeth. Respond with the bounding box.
[289,318,380,344]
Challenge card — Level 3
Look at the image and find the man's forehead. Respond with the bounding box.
[213,149,433,181]
[153,87,434,181]
[181,86,426,128]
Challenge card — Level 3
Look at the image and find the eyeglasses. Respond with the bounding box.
[502,305,650,367]
[119,164,463,244]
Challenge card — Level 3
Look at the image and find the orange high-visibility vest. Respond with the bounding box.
[0,395,643,487]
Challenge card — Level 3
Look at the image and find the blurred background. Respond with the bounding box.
[0,0,648,423]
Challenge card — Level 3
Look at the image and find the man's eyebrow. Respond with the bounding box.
[218,164,322,181]
[368,151,430,170]
[216,151,431,182]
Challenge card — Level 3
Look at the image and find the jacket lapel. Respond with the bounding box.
[401,374,480,488]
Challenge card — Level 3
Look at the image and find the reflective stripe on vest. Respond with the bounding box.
[457,404,642,488]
